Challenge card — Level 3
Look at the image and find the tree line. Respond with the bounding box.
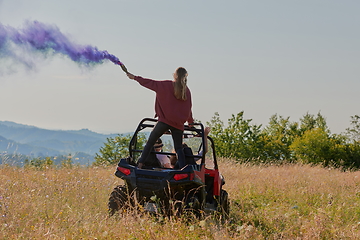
[93,112,360,170]
[207,112,360,169]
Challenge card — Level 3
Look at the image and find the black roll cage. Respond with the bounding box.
[128,118,218,170]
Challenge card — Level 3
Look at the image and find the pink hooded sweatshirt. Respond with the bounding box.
[134,76,194,130]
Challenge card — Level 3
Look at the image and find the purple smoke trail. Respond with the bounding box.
[0,20,125,71]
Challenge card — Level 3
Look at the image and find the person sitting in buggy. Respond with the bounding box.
[154,138,173,168]
[141,138,173,169]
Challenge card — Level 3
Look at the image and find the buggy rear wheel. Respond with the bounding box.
[171,191,202,218]
[183,191,202,219]
[108,185,129,216]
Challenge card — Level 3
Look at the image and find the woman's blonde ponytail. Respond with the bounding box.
[173,67,188,101]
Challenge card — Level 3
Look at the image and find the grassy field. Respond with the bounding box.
[1,160,360,239]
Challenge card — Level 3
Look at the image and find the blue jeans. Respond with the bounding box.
[138,121,185,168]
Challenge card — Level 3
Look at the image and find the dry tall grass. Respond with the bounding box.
[1,160,359,239]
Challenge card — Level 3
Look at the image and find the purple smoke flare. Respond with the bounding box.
[0,20,123,69]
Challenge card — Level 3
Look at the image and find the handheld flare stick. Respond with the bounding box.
[117,61,128,73]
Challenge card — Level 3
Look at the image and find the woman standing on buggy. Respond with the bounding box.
[126,67,194,169]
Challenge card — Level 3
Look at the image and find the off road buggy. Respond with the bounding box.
[108,118,229,218]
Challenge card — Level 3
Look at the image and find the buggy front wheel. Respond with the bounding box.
[219,189,229,219]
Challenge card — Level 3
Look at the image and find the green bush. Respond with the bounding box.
[93,133,146,166]
[24,157,54,170]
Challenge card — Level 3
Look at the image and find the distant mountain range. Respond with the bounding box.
[0,121,122,165]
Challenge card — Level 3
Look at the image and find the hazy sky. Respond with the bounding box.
[0,0,359,134]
